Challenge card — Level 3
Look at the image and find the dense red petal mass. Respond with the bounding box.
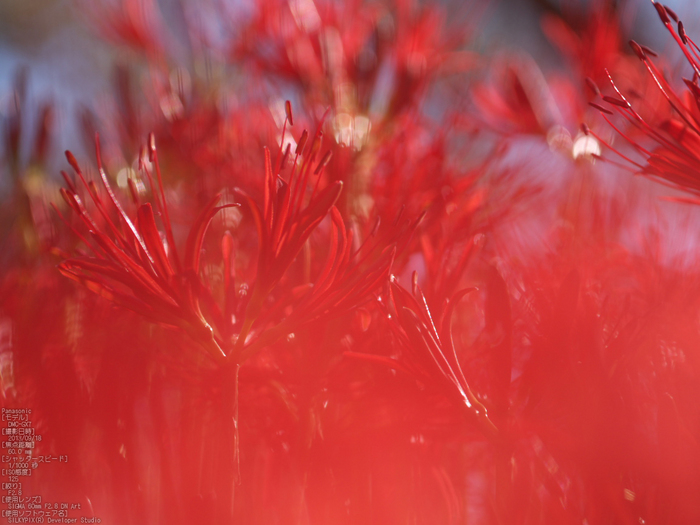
[2,0,700,524]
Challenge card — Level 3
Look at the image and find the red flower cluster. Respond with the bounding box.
[586,2,700,198]
[1,1,700,524]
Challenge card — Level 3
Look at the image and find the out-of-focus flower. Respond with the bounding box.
[230,0,477,122]
[78,0,166,56]
[542,0,633,95]
[471,53,567,137]
[0,70,60,266]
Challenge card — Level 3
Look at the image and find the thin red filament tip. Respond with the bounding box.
[654,3,671,25]
[88,181,100,201]
[65,150,81,174]
[94,132,104,169]
[664,4,679,23]
[308,131,323,160]
[296,130,308,155]
[281,143,291,169]
[585,77,601,95]
[679,21,688,44]
[60,171,77,193]
[148,132,156,163]
[602,95,631,108]
[127,178,141,206]
[285,100,294,126]
[629,40,646,60]
[642,45,658,57]
[314,150,332,175]
[589,102,614,115]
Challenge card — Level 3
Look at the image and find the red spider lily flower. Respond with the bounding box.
[57,103,406,371]
[15,0,700,521]
[232,114,343,353]
[56,135,237,364]
[235,206,409,362]
[231,109,416,362]
[348,272,499,442]
[586,2,700,197]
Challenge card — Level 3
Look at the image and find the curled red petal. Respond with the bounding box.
[184,194,240,274]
